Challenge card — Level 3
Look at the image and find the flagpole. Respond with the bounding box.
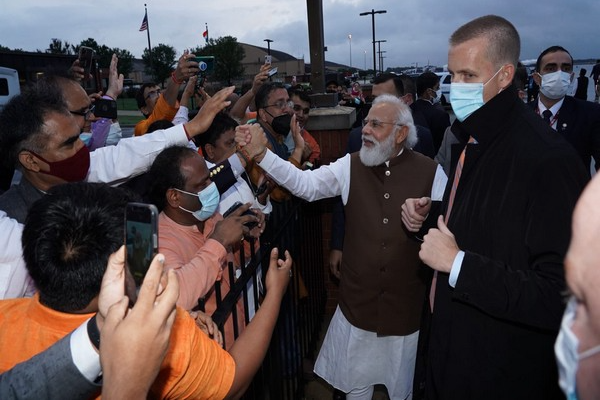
[145,4,152,72]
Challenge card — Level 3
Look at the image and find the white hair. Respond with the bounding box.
[372,94,418,149]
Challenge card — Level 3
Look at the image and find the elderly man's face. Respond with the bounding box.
[359,102,406,166]
[563,175,600,400]
[448,36,510,104]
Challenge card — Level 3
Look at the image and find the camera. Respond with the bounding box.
[223,201,258,229]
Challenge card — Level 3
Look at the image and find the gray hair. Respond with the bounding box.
[372,94,418,149]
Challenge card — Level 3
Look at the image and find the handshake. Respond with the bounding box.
[234,123,269,164]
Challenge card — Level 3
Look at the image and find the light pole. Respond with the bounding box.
[380,51,387,73]
[348,34,352,70]
[375,39,387,73]
[359,9,387,76]
[264,38,273,55]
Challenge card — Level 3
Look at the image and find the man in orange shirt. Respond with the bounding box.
[135,51,203,136]
[0,181,292,399]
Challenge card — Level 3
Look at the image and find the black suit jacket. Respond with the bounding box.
[411,99,451,154]
[530,96,600,173]
[427,86,588,399]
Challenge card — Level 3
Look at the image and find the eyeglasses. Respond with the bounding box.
[266,100,294,110]
[70,104,95,121]
[145,89,162,101]
[293,104,310,115]
[362,118,403,130]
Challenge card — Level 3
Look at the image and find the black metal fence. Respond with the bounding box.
[211,197,327,399]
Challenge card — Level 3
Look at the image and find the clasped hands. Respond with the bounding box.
[401,197,460,273]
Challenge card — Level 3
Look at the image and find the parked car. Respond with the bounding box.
[0,67,20,112]
[435,71,451,106]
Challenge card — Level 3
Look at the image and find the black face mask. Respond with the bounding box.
[270,113,292,137]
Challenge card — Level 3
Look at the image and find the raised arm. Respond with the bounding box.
[225,247,291,399]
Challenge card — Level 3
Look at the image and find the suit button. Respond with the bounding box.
[385,170,391,176]
[461,293,470,301]
[383,218,389,224]
[383,193,390,200]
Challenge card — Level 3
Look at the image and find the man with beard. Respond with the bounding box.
[236,94,447,399]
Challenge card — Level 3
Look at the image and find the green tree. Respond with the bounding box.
[46,38,75,55]
[142,43,177,85]
[192,36,245,85]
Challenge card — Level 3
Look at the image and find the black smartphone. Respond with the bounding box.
[94,98,118,119]
[125,203,159,288]
[223,201,258,229]
[78,46,95,80]
[191,56,215,74]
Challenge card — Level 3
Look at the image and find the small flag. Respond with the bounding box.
[139,13,148,32]
[203,23,208,43]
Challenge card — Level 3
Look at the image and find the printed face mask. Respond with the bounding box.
[174,182,220,221]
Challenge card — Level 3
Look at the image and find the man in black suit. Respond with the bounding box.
[531,45,600,174]
[412,72,451,154]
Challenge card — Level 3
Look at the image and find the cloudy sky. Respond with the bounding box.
[1,1,599,70]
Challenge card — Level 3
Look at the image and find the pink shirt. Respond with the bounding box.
[159,212,227,310]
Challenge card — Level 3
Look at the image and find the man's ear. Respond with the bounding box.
[532,71,542,87]
[395,125,409,145]
[18,151,42,172]
[205,144,216,161]
[257,108,268,122]
[499,64,515,88]
[165,188,181,209]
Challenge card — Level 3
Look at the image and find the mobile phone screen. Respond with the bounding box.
[125,203,158,287]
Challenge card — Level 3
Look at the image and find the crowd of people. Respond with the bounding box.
[0,13,599,400]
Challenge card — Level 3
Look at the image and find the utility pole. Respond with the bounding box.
[375,40,387,73]
[359,9,387,76]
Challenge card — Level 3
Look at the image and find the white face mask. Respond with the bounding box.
[539,70,572,100]
[432,89,442,104]
[555,297,600,400]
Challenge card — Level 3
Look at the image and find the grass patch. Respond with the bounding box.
[116,98,140,111]
[118,115,144,126]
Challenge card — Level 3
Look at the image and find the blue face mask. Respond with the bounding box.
[175,182,220,221]
[555,297,600,400]
[450,67,502,122]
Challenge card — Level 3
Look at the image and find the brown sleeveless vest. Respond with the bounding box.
[339,150,437,335]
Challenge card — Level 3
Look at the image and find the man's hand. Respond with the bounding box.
[329,249,342,279]
[252,64,271,95]
[209,203,259,247]
[105,54,124,101]
[97,246,128,329]
[189,310,223,347]
[180,75,198,108]
[247,208,266,238]
[289,114,306,163]
[235,124,269,161]
[174,51,198,83]
[265,247,292,298]
[401,197,432,232]
[100,251,179,400]
[184,86,235,137]
[419,215,460,273]
[68,58,92,82]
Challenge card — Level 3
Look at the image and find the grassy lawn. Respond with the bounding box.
[118,115,144,126]
[116,98,139,111]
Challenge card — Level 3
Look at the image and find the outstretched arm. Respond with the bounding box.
[225,247,291,399]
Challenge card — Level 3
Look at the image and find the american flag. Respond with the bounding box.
[139,13,148,32]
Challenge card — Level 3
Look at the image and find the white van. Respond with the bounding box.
[0,67,20,112]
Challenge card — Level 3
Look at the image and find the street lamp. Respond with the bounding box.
[359,9,387,76]
[348,34,352,69]
[264,39,273,55]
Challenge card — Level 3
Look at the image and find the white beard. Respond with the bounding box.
[359,132,397,166]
